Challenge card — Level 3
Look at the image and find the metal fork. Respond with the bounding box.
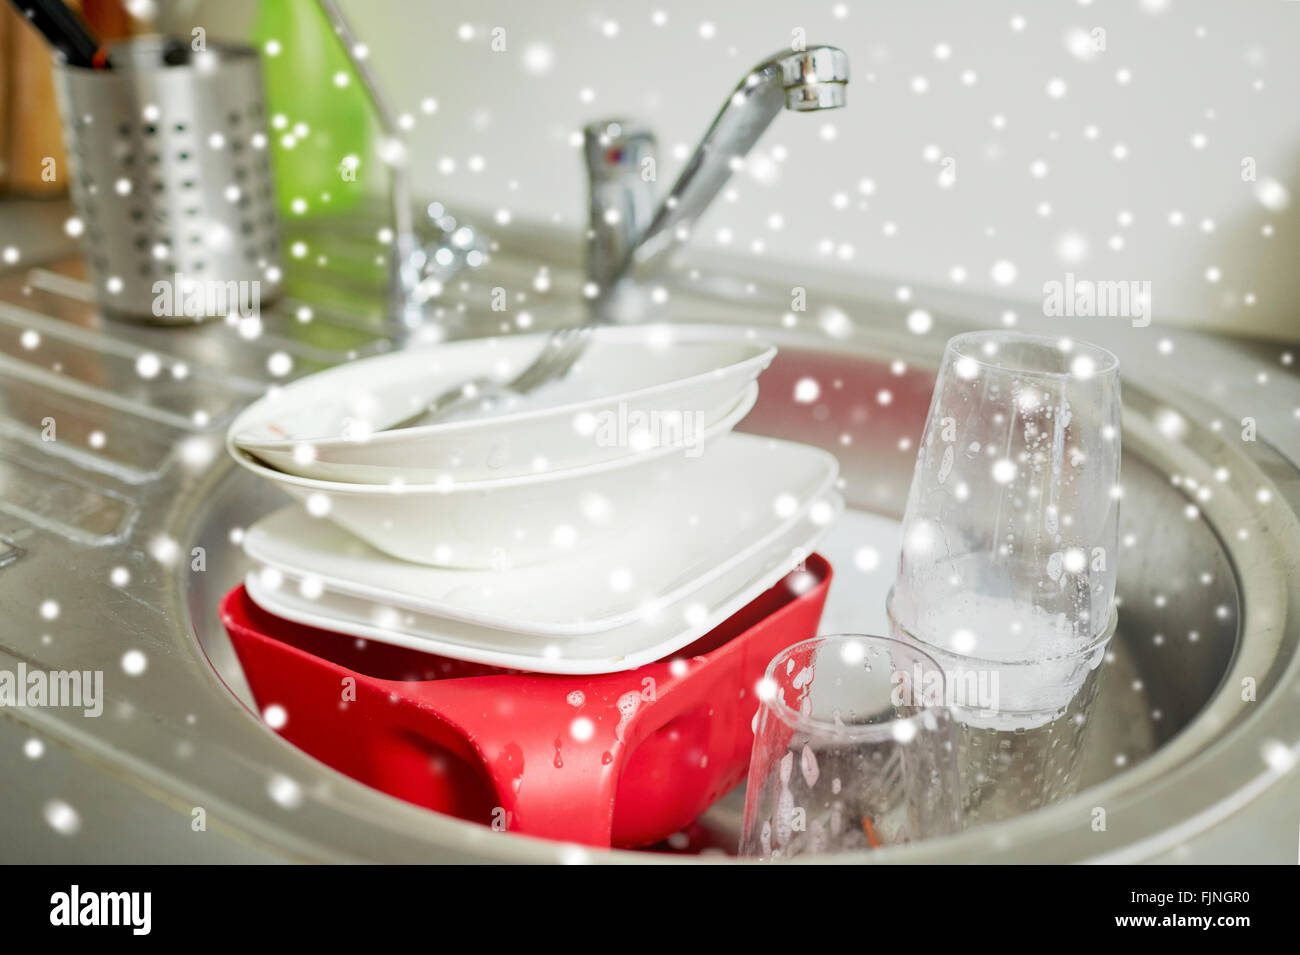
[384,326,594,431]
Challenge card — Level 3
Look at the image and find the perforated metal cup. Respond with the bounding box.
[55,39,283,322]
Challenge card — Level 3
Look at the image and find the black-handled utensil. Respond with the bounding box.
[5,0,106,69]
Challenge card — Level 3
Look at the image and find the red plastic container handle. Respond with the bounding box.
[221,555,832,848]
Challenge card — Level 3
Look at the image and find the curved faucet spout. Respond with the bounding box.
[583,46,849,312]
[634,46,849,270]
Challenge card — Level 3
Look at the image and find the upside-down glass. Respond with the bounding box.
[739,635,962,858]
[888,593,1117,826]
[889,331,1122,825]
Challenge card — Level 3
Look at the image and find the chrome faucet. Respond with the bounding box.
[584,46,849,320]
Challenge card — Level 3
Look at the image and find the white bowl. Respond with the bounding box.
[228,385,758,569]
[228,324,776,483]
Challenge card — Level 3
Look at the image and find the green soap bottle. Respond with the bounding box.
[250,0,373,219]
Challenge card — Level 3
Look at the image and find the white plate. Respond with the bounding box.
[229,385,757,568]
[228,324,776,483]
[244,492,843,675]
[242,434,840,635]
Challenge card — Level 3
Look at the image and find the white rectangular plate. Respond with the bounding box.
[244,492,843,675]
[242,433,838,635]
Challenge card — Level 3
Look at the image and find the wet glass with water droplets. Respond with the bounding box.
[889,330,1122,825]
[739,635,961,858]
[893,330,1121,651]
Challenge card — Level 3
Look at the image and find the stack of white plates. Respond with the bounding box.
[227,325,841,674]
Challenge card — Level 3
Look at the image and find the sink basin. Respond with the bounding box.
[1,208,1297,862]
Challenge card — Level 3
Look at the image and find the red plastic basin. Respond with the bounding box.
[220,554,831,848]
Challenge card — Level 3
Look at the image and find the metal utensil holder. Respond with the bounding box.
[54,39,282,322]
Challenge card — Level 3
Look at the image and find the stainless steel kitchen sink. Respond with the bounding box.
[1,203,1297,862]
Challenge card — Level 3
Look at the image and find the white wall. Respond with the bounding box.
[203,0,1300,340]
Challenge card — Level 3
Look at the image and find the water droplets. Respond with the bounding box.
[799,745,820,786]
[614,690,640,741]
[937,445,954,484]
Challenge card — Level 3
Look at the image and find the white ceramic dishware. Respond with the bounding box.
[228,324,776,483]
[242,433,840,635]
[229,385,757,568]
[244,491,844,675]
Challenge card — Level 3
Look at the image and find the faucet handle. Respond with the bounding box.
[583,120,658,294]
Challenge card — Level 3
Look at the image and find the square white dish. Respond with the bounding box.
[244,490,843,675]
[242,433,840,635]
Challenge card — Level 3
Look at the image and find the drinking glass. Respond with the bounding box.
[888,593,1116,826]
[739,634,961,858]
[890,330,1122,824]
